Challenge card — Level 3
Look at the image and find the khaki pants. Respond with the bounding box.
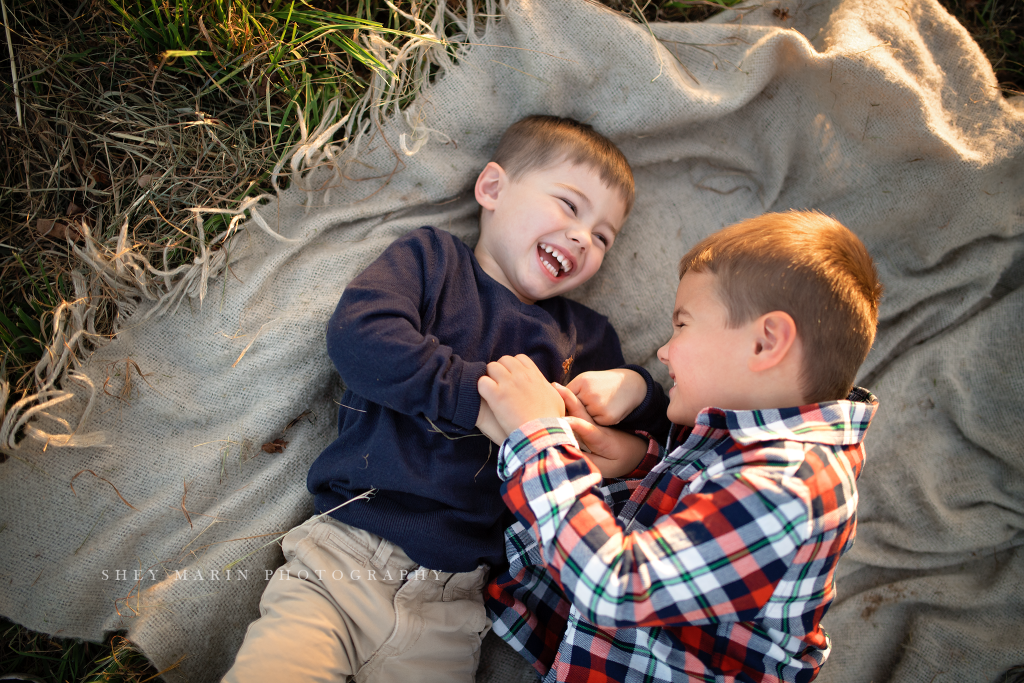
[223,517,491,683]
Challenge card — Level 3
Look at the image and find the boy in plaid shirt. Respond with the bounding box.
[479,211,883,682]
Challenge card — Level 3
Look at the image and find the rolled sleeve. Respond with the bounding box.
[497,418,579,481]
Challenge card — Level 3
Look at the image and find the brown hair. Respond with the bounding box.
[678,210,883,403]
[491,115,635,215]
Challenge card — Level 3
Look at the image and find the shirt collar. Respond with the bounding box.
[690,387,878,447]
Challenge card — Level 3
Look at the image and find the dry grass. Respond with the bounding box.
[945,0,1023,95]
[1,617,161,681]
[2,1,273,393]
[0,0,430,399]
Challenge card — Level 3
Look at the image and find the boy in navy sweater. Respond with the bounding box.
[224,116,669,683]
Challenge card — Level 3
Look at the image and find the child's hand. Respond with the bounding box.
[553,384,648,479]
[478,355,565,436]
[564,418,649,479]
[475,398,507,445]
[566,369,647,425]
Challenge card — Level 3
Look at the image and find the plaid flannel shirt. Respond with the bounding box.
[486,388,878,683]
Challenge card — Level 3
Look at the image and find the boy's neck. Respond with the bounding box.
[473,232,537,305]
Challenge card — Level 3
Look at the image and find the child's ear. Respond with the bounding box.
[474,162,506,210]
[749,311,798,373]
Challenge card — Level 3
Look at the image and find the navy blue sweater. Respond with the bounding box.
[307,227,667,572]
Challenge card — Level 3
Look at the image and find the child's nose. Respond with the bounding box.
[564,226,587,248]
[656,343,669,364]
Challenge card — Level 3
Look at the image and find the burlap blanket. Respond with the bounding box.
[2,0,1022,681]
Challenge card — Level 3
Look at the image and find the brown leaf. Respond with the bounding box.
[91,168,111,189]
[67,201,85,216]
[261,438,288,454]
[138,174,154,188]
[36,218,81,242]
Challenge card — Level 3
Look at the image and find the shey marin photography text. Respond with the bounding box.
[101,566,441,582]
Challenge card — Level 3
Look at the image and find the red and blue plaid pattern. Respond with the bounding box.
[487,388,878,683]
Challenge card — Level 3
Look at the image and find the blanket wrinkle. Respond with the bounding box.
[1,1,1022,682]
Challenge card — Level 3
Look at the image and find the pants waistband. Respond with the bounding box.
[314,516,487,591]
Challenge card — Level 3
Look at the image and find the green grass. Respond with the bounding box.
[104,0,420,124]
[0,0,1019,680]
[0,252,68,371]
[1,617,161,682]
[0,0,437,398]
[943,0,1023,94]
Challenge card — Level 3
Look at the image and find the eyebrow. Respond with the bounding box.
[673,306,691,320]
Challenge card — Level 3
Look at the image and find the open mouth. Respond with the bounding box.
[537,243,574,279]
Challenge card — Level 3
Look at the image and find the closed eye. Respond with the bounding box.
[559,197,577,215]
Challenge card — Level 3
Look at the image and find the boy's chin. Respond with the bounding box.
[524,279,567,300]
[666,406,696,427]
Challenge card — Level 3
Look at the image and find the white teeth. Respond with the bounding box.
[539,243,573,273]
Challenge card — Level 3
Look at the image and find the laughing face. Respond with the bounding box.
[473,159,627,304]
[657,271,753,426]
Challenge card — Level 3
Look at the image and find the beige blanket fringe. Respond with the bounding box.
[0,0,494,455]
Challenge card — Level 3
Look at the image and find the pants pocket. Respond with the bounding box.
[301,518,377,570]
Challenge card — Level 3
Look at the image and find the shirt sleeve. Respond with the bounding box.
[485,520,570,677]
[497,418,812,630]
[326,228,485,430]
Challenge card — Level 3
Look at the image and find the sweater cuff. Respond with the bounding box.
[615,364,672,446]
[453,361,487,430]
[618,365,660,422]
